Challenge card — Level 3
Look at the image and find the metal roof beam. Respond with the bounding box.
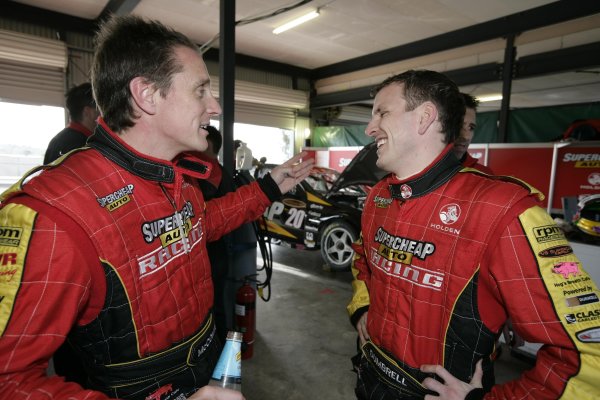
[98,0,142,20]
[311,41,600,108]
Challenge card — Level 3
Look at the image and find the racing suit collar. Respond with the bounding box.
[88,118,211,183]
[389,144,462,200]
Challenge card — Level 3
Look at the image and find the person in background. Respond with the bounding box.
[0,15,312,400]
[347,69,600,399]
[44,82,99,164]
[452,92,493,174]
[197,125,237,344]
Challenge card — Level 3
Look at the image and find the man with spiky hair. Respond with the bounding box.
[348,70,599,400]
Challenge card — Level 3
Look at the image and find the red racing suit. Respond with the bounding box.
[0,119,279,399]
[348,146,600,399]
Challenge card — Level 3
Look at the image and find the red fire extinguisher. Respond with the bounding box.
[235,276,256,359]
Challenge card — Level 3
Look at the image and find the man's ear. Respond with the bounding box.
[82,105,97,121]
[129,77,157,115]
[417,101,438,135]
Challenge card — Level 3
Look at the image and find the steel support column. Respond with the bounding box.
[220,0,236,176]
[498,34,516,143]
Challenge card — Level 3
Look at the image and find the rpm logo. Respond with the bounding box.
[533,225,565,243]
[0,227,22,247]
[439,203,461,225]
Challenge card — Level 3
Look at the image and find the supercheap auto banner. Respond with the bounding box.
[555,145,600,209]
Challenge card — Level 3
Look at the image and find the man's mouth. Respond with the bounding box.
[376,138,387,148]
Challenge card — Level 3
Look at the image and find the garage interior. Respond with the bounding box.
[1,1,599,399]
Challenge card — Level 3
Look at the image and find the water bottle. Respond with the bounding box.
[208,331,242,391]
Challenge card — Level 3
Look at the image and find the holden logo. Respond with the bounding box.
[588,172,600,185]
[439,203,461,225]
[400,184,412,199]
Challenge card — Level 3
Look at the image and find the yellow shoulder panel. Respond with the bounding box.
[519,206,600,399]
[0,203,37,336]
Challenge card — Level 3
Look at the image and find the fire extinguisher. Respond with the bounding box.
[235,276,256,359]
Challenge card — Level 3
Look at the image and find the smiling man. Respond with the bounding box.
[0,15,312,400]
[348,70,600,400]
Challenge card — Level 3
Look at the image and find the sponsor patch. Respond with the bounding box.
[552,262,581,279]
[374,227,435,260]
[533,224,566,243]
[370,249,444,291]
[0,204,36,336]
[0,253,18,283]
[538,245,573,258]
[533,225,566,243]
[576,327,600,343]
[374,196,392,208]
[0,226,23,247]
[138,220,203,278]
[565,309,600,324]
[439,203,461,225]
[400,184,412,199]
[141,202,195,244]
[566,292,599,307]
[97,184,134,212]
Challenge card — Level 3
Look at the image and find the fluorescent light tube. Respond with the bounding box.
[273,10,319,35]
[477,94,503,102]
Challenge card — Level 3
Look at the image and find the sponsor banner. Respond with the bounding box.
[328,149,360,172]
[554,145,600,210]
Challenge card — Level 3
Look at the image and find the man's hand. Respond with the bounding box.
[269,152,314,194]
[421,359,483,400]
[356,312,370,346]
[188,386,245,400]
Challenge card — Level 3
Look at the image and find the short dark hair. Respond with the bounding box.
[206,125,222,154]
[461,92,479,110]
[91,15,198,132]
[66,82,95,122]
[372,70,465,144]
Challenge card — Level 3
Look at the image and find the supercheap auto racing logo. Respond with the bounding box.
[97,184,135,212]
[562,152,600,168]
[370,227,442,290]
[138,201,203,277]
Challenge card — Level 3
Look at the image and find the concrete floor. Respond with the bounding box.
[242,245,533,400]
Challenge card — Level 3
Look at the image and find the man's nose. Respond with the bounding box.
[207,96,222,116]
[365,119,378,137]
